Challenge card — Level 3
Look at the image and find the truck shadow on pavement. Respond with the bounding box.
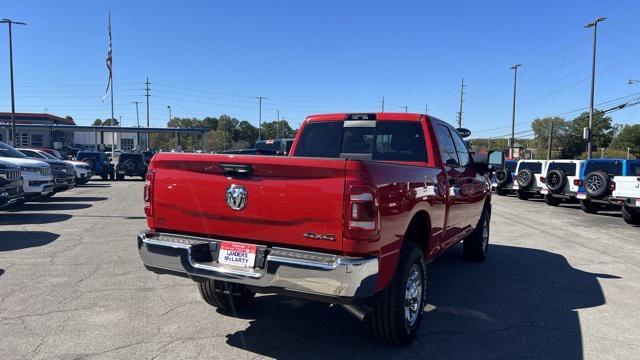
[224,244,618,360]
[0,213,72,225]
[0,231,59,251]
[5,202,92,212]
[41,196,108,202]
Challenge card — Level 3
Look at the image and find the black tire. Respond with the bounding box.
[368,242,426,346]
[546,169,566,194]
[463,206,490,262]
[544,194,561,206]
[580,199,601,214]
[584,171,609,199]
[517,190,530,200]
[622,205,640,225]
[495,169,510,186]
[100,174,108,180]
[496,187,507,196]
[116,174,124,181]
[197,279,255,312]
[516,168,534,189]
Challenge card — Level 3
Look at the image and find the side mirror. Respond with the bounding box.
[488,150,505,171]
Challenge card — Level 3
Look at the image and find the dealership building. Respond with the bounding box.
[0,112,206,151]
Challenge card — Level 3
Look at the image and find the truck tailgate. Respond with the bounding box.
[151,153,347,252]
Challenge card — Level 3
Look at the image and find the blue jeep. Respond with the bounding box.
[75,151,114,180]
[492,160,517,196]
[575,158,627,214]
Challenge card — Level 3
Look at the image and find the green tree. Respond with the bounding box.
[101,118,119,126]
[561,110,613,159]
[609,124,640,158]
[92,119,103,126]
[531,117,567,159]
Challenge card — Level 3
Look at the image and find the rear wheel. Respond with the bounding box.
[622,205,640,225]
[368,242,425,346]
[116,174,124,181]
[197,279,255,312]
[544,194,561,206]
[496,187,507,196]
[580,199,601,214]
[463,206,490,262]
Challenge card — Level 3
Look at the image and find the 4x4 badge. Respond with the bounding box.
[226,184,247,211]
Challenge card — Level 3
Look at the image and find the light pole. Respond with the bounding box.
[628,147,631,160]
[510,64,521,159]
[255,97,266,141]
[167,105,172,123]
[1,19,27,146]
[585,17,606,159]
[132,101,141,149]
[401,106,408,113]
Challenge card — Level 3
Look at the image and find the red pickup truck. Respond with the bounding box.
[138,113,502,345]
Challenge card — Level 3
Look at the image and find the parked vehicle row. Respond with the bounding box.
[492,158,640,225]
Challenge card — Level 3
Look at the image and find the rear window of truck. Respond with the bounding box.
[294,121,426,162]
[627,161,640,176]
[583,161,622,176]
[547,162,576,176]
[519,161,542,174]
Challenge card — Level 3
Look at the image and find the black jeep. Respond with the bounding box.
[115,153,148,180]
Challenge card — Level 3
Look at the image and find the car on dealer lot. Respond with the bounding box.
[115,152,148,180]
[492,159,517,196]
[0,160,24,209]
[608,160,640,224]
[137,112,503,346]
[575,159,625,214]
[0,141,54,200]
[16,148,75,195]
[75,150,114,180]
[29,148,94,184]
[512,160,548,200]
[540,160,584,206]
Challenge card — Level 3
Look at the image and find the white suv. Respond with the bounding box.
[0,141,54,199]
[610,160,640,225]
[540,160,584,206]
[512,160,548,200]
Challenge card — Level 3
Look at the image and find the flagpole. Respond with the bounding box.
[109,11,115,164]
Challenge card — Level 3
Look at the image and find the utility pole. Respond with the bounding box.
[401,106,408,113]
[627,147,631,160]
[275,109,280,140]
[1,19,27,146]
[425,104,428,115]
[255,97,266,141]
[381,96,385,113]
[145,77,151,149]
[510,64,522,159]
[585,17,606,159]
[457,79,465,128]
[132,101,141,149]
[547,121,554,160]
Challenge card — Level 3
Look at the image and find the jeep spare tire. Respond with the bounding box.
[495,169,510,185]
[516,168,534,189]
[545,169,566,193]
[123,159,136,172]
[584,171,608,198]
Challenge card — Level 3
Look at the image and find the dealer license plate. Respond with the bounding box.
[541,189,548,194]
[577,193,587,200]
[218,242,256,268]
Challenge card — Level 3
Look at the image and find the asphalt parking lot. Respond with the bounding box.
[1,181,639,360]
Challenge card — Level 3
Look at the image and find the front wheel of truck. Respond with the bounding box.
[368,242,425,346]
[197,279,255,312]
[463,206,490,262]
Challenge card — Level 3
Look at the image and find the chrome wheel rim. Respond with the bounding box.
[587,175,603,193]
[518,172,529,186]
[404,264,423,327]
[482,217,489,252]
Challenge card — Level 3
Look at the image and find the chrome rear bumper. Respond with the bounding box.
[138,231,379,303]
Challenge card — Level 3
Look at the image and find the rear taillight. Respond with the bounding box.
[345,183,379,239]
[144,171,154,217]
[574,179,583,187]
[609,181,616,192]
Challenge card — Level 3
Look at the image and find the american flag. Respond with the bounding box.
[102,11,112,101]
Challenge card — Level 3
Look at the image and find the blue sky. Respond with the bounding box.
[0,0,639,138]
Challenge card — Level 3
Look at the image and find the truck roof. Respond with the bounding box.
[306,112,425,122]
